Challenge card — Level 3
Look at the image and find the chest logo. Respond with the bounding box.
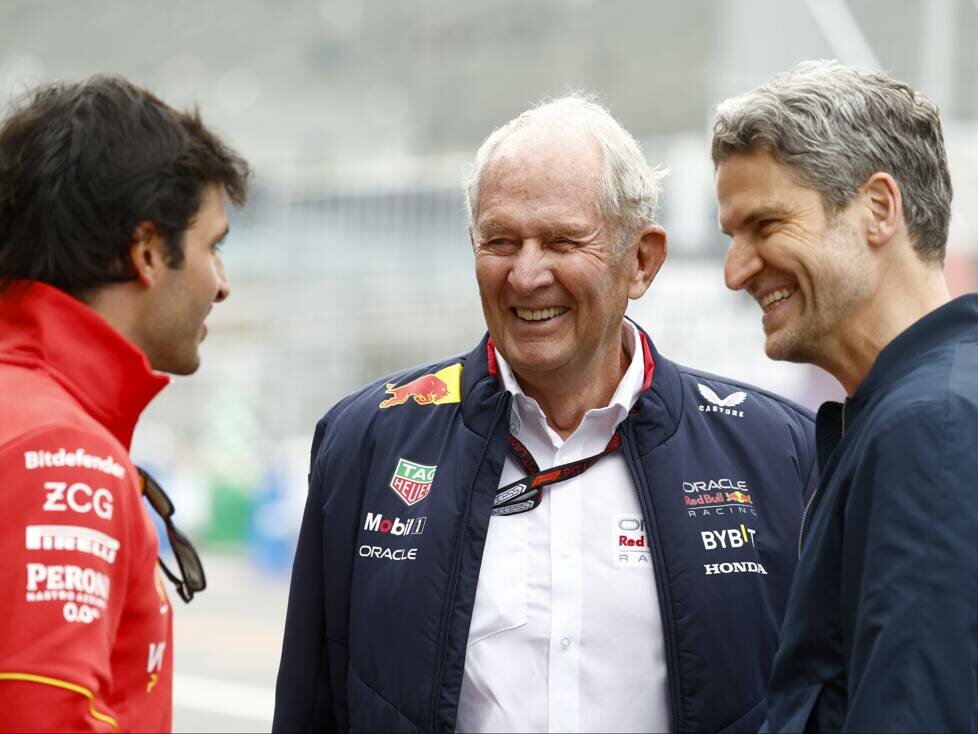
[390,458,437,506]
[698,384,747,418]
[379,364,462,408]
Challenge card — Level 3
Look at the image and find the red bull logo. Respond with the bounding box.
[725,491,753,505]
[378,364,462,409]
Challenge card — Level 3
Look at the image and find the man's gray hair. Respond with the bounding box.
[712,59,951,264]
[464,93,666,252]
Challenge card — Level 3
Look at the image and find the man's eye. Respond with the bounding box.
[757,219,778,233]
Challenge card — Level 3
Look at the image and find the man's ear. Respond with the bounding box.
[628,224,668,299]
[862,172,902,248]
[128,221,167,287]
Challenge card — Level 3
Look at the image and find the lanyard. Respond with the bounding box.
[491,431,623,516]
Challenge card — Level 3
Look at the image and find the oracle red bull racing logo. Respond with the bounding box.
[389,458,437,506]
[379,364,462,409]
[683,477,757,518]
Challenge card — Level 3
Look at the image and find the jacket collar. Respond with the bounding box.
[459,319,680,450]
[814,295,978,470]
[0,281,169,449]
[852,294,978,405]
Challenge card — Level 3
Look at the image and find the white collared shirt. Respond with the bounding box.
[456,321,670,734]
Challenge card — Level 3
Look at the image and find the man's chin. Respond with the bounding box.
[764,332,816,365]
[151,352,202,376]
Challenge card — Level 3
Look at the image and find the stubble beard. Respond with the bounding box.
[764,217,873,366]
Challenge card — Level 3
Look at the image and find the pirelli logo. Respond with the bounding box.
[25,525,120,564]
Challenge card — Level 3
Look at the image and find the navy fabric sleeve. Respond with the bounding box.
[842,406,978,732]
[273,423,336,733]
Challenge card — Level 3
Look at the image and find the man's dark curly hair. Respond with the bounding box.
[0,74,250,296]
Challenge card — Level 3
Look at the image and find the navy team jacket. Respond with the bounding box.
[273,326,816,733]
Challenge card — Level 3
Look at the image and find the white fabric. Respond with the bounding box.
[456,321,671,734]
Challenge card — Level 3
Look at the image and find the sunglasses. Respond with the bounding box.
[137,467,207,603]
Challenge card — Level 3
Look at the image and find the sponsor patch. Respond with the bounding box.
[389,458,437,506]
[358,544,419,561]
[25,563,110,623]
[363,512,426,535]
[24,448,126,478]
[697,384,747,418]
[684,478,758,518]
[42,481,114,520]
[615,515,652,567]
[704,561,767,576]
[25,525,120,564]
[379,364,462,408]
[701,524,756,550]
[684,478,749,494]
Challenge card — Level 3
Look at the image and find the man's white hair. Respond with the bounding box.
[463,93,666,253]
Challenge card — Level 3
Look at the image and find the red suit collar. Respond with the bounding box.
[0,281,169,448]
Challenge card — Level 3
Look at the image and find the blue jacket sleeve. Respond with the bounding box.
[273,424,336,733]
[841,409,978,732]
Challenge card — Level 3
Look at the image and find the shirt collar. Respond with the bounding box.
[0,281,169,449]
[495,320,644,437]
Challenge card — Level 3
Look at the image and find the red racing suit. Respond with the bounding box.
[0,281,173,732]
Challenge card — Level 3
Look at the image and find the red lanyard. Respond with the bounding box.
[491,431,623,516]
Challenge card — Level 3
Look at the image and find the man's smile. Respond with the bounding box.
[513,306,570,322]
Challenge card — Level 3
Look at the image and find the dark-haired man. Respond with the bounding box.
[0,75,249,732]
[714,60,978,731]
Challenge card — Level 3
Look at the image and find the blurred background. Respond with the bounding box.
[2,0,976,730]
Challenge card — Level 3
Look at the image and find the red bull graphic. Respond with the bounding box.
[725,491,753,505]
[378,364,462,409]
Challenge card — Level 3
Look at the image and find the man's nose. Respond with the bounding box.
[508,241,554,294]
[214,256,230,302]
[724,237,762,291]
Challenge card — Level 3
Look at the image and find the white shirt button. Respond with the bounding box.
[560,637,571,649]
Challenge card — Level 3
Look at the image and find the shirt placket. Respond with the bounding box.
[547,439,583,733]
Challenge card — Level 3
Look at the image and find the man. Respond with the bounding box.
[0,76,248,732]
[274,95,815,733]
[713,60,978,732]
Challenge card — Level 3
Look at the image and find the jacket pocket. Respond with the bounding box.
[466,514,528,645]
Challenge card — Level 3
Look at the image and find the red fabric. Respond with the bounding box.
[486,336,498,378]
[0,282,172,732]
[638,331,655,391]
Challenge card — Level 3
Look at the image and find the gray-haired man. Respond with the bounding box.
[714,60,978,731]
[274,95,816,732]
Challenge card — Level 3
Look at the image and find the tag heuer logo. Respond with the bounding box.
[389,458,437,506]
[697,384,747,418]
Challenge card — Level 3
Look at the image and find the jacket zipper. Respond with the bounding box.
[797,401,846,558]
[621,423,685,733]
[428,396,510,732]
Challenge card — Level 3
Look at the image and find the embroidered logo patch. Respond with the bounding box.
[389,459,437,506]
[379,364,462,408]
[697,383,747,418]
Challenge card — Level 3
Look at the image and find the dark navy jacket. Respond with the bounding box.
[764,295,978,733]
[274,327,816,733]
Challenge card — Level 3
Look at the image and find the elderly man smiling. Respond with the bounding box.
[273,95,816,734]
